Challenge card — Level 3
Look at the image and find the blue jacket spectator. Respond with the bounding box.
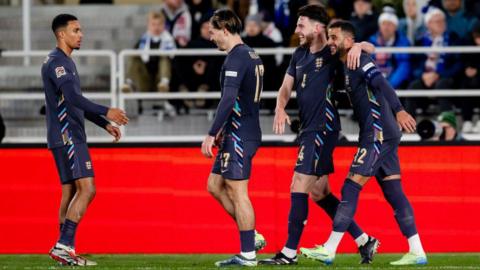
[442,0,478,40]
[369,8,411,89]
[398,0,428,44]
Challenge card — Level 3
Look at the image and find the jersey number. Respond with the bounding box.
[354,148,367,164]
[222,153,231,169]
[254,64,264,103]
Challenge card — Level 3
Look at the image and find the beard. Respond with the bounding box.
[299,33,314,48]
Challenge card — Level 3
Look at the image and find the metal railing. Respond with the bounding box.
[2,47,480,143]
[0,50,117,107]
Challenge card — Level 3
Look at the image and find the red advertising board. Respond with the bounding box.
[0,145,479,254]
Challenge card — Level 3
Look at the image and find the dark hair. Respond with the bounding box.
[209,9,242,34]
[51,14,78,34]
[328,20,356,39]
[297,4,330,26]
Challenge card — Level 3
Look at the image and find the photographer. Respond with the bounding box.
[418,111,464,141]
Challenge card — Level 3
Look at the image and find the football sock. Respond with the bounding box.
[379,179,418,238]
[316,193,364,240]
[285,192,309,250]
[239,230,255,257]
[59,223,64,233]
[332,179,362,233]
[280,247,297,259]
[354,233,369,247]
[408,234,426,255]
[324,231,344,254]
[58,219,77,247]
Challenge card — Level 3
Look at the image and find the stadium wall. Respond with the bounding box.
[0,145,479,254]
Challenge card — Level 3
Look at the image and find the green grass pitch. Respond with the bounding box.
[1,254,479,269]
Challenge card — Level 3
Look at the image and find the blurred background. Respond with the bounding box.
[1,0,479,143]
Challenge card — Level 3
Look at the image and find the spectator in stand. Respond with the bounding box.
[124,11,176,116]
[261,11,284,66]
[242,14,278,109]
[442,0,478,41]
[186,0,213,41]
[350,0,379,42]
[459,21,480,134]
[398,0,428,44]
[435,111,464,141]
[181,14,223,109]
[406,7,462,118]
[369,6,411,89]
[161,0,192,48]
[161,0,193,113]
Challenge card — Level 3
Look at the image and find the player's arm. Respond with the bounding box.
[202,61,243,158]
[273,74,294,134]
[58,81,128,126]
[346,41,376,69]
[362,57,416,133]
[85,111,109,129]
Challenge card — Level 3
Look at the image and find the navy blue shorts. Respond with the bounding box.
[294,131,338,177]
[51,143,94,184]
[349,137,401,179]
[211,134,260,180]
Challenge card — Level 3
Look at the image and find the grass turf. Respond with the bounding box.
[1,253,479,269]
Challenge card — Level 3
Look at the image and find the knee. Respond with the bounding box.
[85,184,96,201]
[78,183,96,201]
[207,182,221,198]
[310,186,328,201]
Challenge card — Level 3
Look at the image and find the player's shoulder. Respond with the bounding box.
[228,44,260,65]
[292,46,308,58]
[359,52,377,72]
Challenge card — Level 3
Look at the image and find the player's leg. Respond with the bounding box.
[301,140,379,264]
[214,140,260,267]
[374,140,426,265]
[379,176,426,265]
[59,183,76,232]
[301,173,368,264]
[209,161,265,251]
[49,144,96,266]
[207,173,235,219]
[311,176,379,264]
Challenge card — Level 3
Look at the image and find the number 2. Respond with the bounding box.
[354,148,367,164]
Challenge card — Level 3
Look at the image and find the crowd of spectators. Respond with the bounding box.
[119,0,479,134]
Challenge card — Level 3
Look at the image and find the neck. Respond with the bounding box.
[57,42,73,57]
[339,47,351,63]
[309,34,327,53]
[226,35,243,53]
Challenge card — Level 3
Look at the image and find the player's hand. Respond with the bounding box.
[396,110,416,133]
[201,135,216,158]
[106,124,121,142]
[106,108,129,126]
[273,108,291,135]
[347,43,362,69]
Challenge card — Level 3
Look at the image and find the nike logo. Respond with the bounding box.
[295,163,302,167]
[221,169,228,173]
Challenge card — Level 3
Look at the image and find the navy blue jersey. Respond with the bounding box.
[208,44,263,141]
[41,48,109,149]
[344,52,402,143]
[286,46,341,133]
